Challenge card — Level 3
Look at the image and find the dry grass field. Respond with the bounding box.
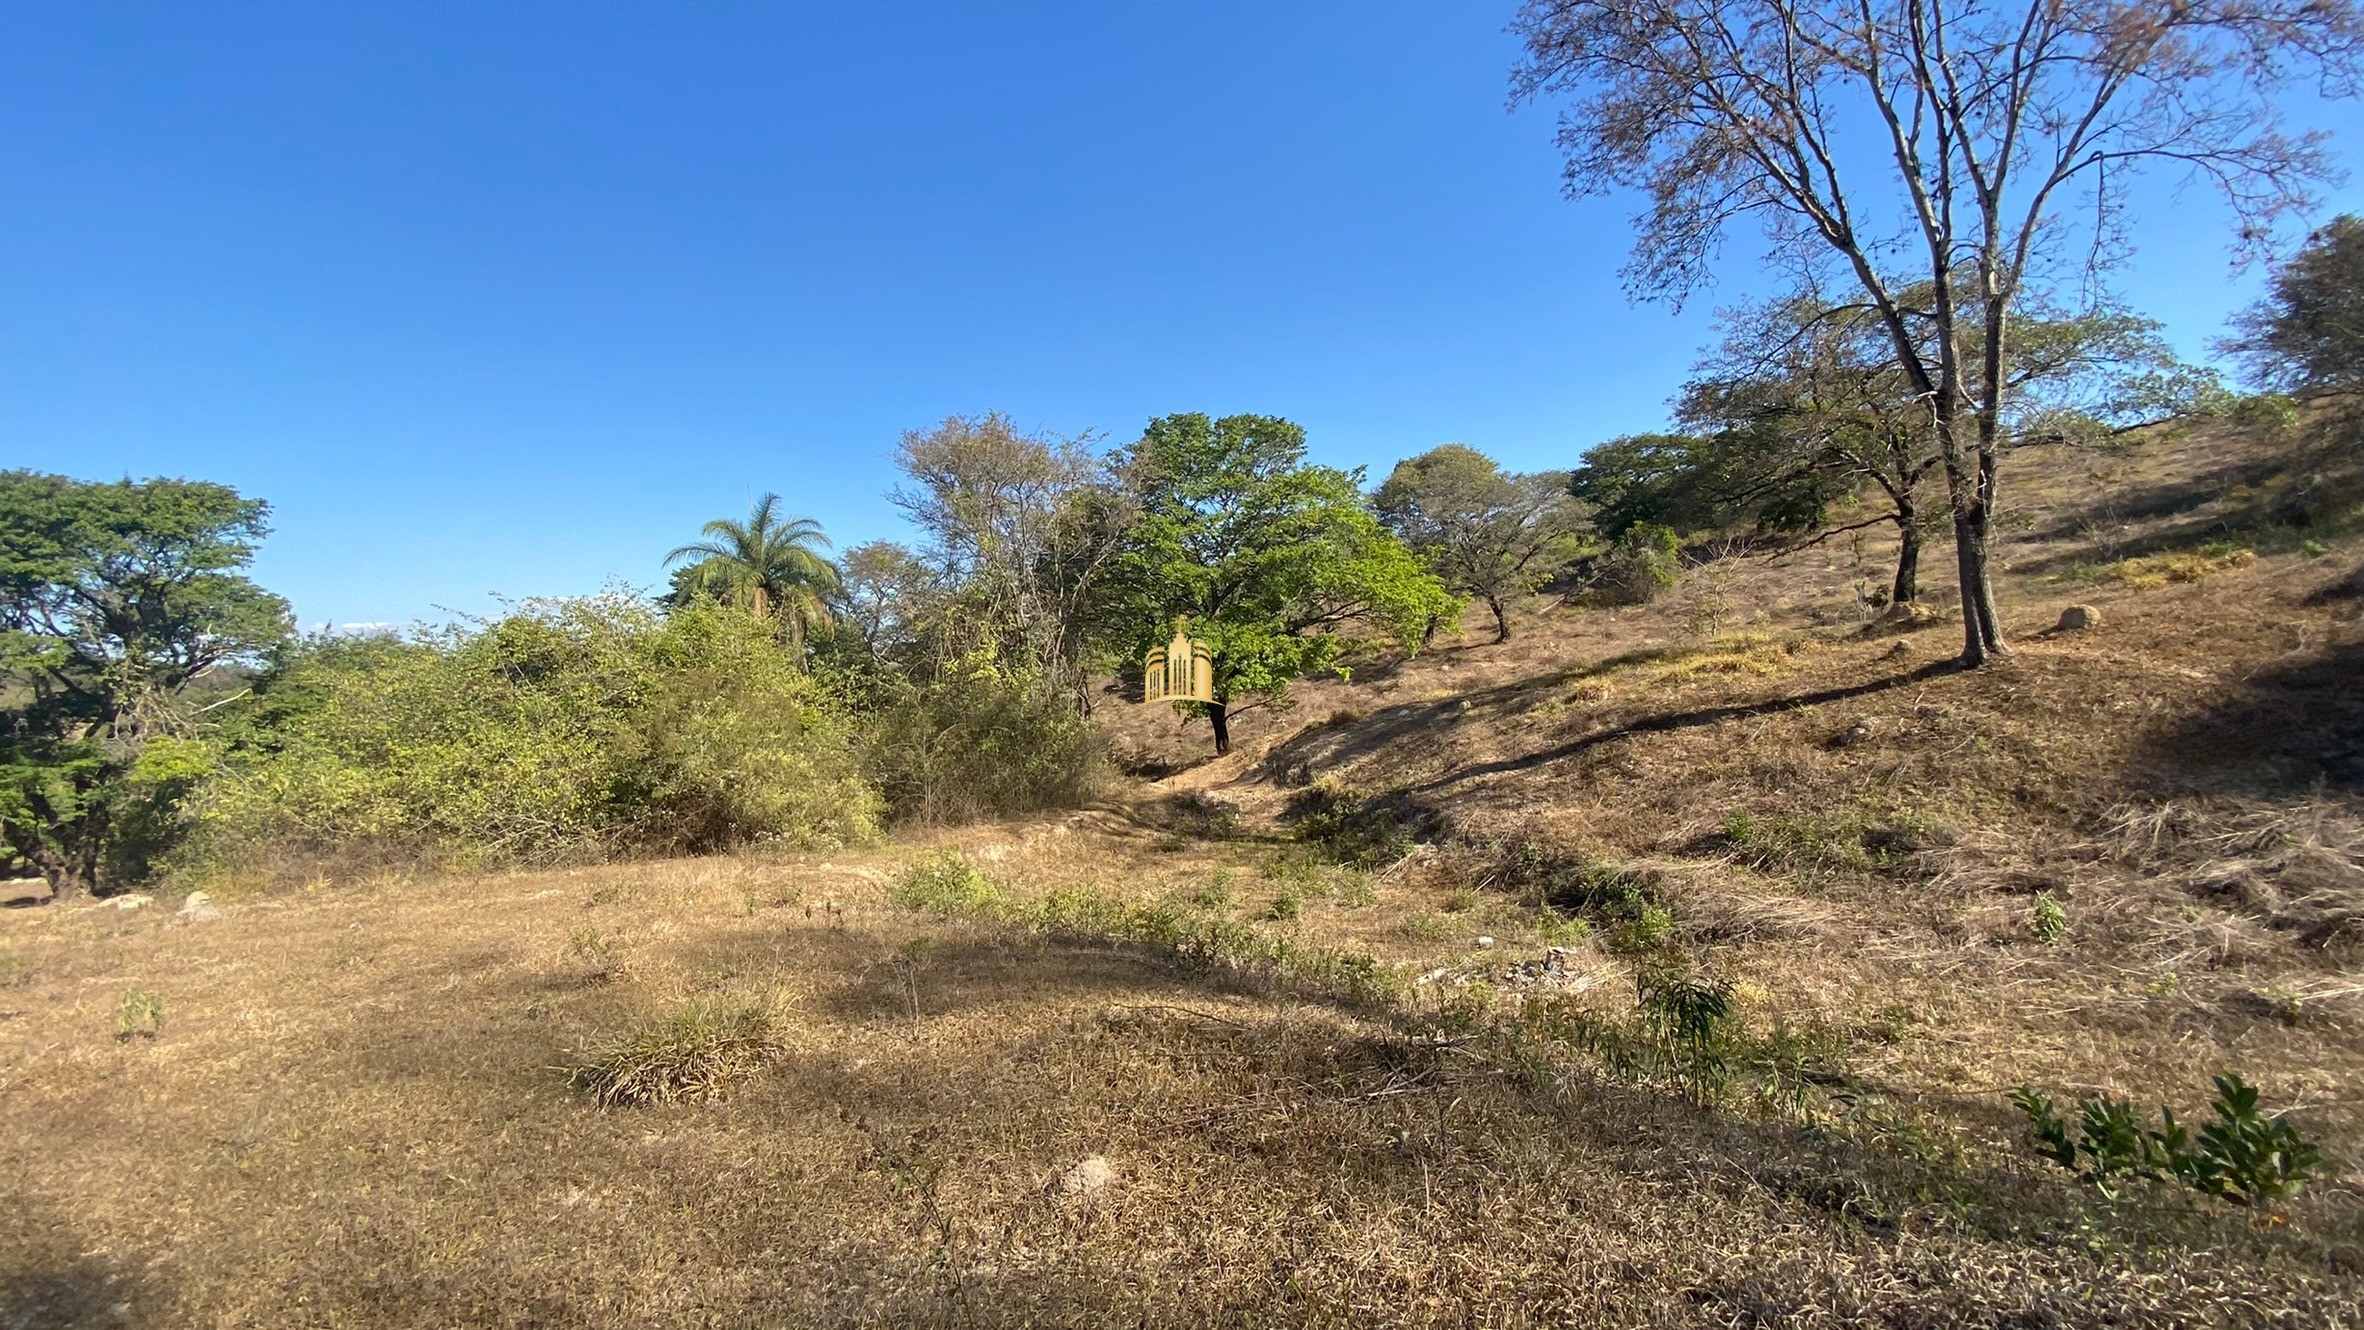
[5,415,2363,1327]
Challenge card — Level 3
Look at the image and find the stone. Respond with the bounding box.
[1474,935,1497,950]
[1054,1154,1112,1198]
[102,893,153,911]
[1830,720,1874,749]
[177,891,218,920]
[2056,604,2100,632]
[1879,601,1938,629]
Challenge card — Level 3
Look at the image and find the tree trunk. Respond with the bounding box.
[1890,510,1921,606]
[1949,502,2007,666]
[24,841,95,905]
[1209,703,1232,757]
[1488,595,1511,643]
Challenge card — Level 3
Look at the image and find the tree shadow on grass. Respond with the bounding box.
[1398,660,1962,796]
[2140,633,2364,796]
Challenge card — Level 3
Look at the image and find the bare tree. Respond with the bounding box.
[891,414,1134,706]
[1680,286,2204,605]
[1514,0,2359,664]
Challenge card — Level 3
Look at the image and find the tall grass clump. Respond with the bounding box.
[569,1000,784,1107]
[177,596,879,886]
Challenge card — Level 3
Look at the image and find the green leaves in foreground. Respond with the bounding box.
[2011,1073,2323,1212]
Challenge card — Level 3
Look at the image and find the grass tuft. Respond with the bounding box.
[568,1000,784,1107]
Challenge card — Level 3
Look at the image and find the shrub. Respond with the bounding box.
[117,987,165,1040]
[1284,782,1429,868]
[862,656,1102,825]
[890,852,1003,914]
[2010,1073,2323,1211]
[177,597,878,884]
[2031,892,2069,945]
[569,1001,784,1107]
[1592,523,1683,605]
[1638,966,1737,1102]
[2226,392,2301,436]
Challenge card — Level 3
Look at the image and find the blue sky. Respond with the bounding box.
[7,2,2361,628]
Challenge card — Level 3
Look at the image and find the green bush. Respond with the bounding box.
[1285,781,1427,868]
[116,987,164,1041]
[2031,892,2069,945]
[1592,523,1683,605]
[178,596,878,884]
[2011,1073,2323,1211]
[890,851,1003,914]
[862,653,1102,825]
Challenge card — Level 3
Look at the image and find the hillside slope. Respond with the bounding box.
[4,415,2363,1327]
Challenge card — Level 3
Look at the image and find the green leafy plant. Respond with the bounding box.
[889,852,1002,915]
[2011,1073,2322,1212]
[1609,903,1675,955]
[1593,523,1683,605]
[116,986,164,1040]
[1285,782,1425,869]
[2190,1073,2325,1210]
[2031,892,2069,945]
[1268,890,1303,922]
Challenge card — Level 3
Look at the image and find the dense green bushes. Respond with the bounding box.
[861,655,1103,825]
[178,597,879,884]
[1591,523,1683,605]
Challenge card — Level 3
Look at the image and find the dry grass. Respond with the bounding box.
[566,999,784,1106]
[6,415,2364,1325]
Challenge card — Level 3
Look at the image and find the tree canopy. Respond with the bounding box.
[665,494,841,657]
[0,471,291,897]
[1100,413,1456,755]
[1375,445,1593,641]
[1513,0,2361,665]
[2226,215,2364,393]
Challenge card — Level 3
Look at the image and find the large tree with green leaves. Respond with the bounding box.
[1375,445,1593,642]
[0,471,291,899]
[2225,215,2364,392]
[665,494,841,659]
[1099,413,1456,756]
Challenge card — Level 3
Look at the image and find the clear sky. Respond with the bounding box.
[7,2,2361,629]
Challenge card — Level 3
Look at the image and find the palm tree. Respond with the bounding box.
[665,494,842,658]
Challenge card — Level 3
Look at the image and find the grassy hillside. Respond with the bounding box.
[4,415,2362,1327]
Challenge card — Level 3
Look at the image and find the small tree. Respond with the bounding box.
[665,494,840,659]
[0,472,291,899]
[1375,445,1594,642]
[889,414,1134,709]
[2224,215,2364,392]
[1678,290,2203,605]
[1099,413,1457,756]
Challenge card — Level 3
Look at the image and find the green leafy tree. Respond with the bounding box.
[2224,215,2364,392]
[1374,445,1594,642]
[0,471,291,899]
[1567,434,1726,540]
[665,494,841,659]
[1099,413,1457,755]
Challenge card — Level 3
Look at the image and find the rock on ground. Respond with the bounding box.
[1054,1154,1113,1198]
[2057,604,2101,631]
